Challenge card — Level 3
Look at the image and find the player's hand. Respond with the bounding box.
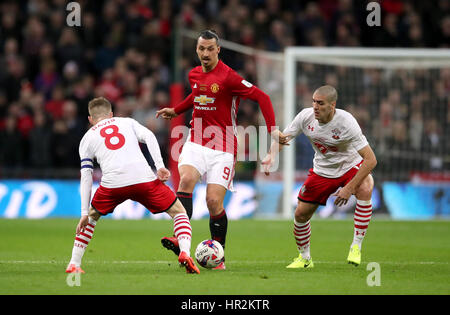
[261,154,274,176]
[76,215,89,235]
[271,130,290,145]
[333,186,353,207]
[157,167,171,182]
[155,108,177,120]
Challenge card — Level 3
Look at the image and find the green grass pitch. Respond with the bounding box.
[0,218,449,295]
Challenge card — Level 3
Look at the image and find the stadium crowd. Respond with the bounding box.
[0,0,448,180]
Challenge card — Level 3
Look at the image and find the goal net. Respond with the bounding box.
[281,47,450,218]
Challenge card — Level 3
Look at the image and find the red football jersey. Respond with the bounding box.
[174,60,276,155]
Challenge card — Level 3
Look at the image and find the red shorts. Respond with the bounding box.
[298,161,363,206]
[91,180,177,216]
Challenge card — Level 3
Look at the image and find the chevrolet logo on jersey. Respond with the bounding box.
[194,95,215,105]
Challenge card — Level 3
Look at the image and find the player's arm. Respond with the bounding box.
[334,144,377,206]
[247,87,277,135]
[227,71,283,139]
[156,93,194,120]
[262,110,306,175]
[131,119,170,182]
[261,140,288,175]
[78,137,94,234]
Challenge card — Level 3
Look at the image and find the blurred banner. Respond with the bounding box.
[382,182,450,219]
[0,180,448,219]
[0,180,257,220]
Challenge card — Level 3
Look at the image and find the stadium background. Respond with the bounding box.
[0,0,448,220]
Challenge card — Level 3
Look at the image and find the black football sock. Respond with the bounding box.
[209,209,228,251]
[176,191,193,219]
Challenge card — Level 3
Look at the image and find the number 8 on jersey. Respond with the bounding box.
[100,125,125,150]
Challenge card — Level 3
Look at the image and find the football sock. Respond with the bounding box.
[209,209,228,250]
[352,199,373,250]
[69,217,97,267]
[294,219,311,260]
[173,213,192,255]
[177,192,193,219]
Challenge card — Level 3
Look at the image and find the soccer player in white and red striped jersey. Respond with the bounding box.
[156,30,280,269]
[65,97,199,274]
[262,85,377,268]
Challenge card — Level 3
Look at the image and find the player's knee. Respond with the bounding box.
[357,186,372,199]
[166,199,186,218]
[294,211,310,223]
[88,207,101,221]
[294,204,315,223]
[178,173,197,191]
[206,196,221,213]
[356,176,374,199]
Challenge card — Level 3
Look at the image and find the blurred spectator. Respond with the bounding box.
[94,34,123,74]
[29,110,52,167]
[296,2,327,46]
[57,28,84,70]
[421,119,444,171]
[45,84,65,120]
[51,100,84,167]
[34,58,60,100]
[23,16,46,79]
[0,115,24,168]
[0,0,447,180]
[2,56,28,103]
[0,8,21,42]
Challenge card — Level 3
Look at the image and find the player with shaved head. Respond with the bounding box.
[262,85,377,268]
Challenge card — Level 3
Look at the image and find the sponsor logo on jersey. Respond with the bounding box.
[211,83,220,93]
[194,95,216,105]
[307,125,314,132]
[241,80,253,88]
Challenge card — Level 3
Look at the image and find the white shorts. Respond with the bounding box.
[178,141,235,191]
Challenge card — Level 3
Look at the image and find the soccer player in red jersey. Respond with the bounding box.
[156,30,283,269]
[65,97,199,274]
[262,85,377,268]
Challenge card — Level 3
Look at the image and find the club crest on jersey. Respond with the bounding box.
[194,95,215,105]
[331,128,341,140]
[211,83,220,93]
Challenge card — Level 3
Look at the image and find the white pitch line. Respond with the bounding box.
[0,260,448,265]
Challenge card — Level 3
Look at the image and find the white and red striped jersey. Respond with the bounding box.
[283,107,369,178]
[79,116,165,188]
[78,117,165,215]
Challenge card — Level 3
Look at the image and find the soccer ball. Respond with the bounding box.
[195,240,224,269]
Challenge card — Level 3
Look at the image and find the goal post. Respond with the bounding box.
[282,47,450,219]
